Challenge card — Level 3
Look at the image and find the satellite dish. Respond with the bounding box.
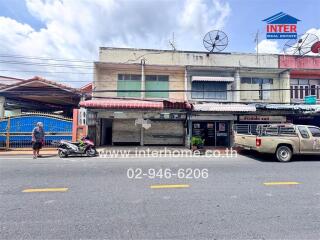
[203,30,228,53]
[311,41,320,54]
[283,33,319,56]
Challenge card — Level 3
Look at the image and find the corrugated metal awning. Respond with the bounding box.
[193,103,256,112]
[80,99,163,110]
[257,104,320,113]
[191,76,234,82]
[79,99,192,110]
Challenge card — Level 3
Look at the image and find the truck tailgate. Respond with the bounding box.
[234,134,257,149]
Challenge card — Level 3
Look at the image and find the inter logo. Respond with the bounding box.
[263,12,300,39]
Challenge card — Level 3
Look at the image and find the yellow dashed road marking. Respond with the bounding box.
[150,184,190,189]
[263,182,300,186]
[22,188,68,193]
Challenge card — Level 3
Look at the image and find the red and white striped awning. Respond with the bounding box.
[79,99,192,110]
[80,99,163,109]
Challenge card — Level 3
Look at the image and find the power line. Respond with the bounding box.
[0,53,94,63]
[1,88,301,93]
[0,60,94,69]
[0,69,93,75]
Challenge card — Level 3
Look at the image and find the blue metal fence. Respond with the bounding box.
[0,113,72,148]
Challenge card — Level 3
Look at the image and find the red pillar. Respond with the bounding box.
[72,109,79,142]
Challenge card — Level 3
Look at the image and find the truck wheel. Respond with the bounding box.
[276,146,292,162]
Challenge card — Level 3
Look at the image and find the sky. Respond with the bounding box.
[0,0,319,86]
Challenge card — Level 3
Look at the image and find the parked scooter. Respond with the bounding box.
[57,136,97,158]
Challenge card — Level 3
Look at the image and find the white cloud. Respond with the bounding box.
[256,29,320,55]
[0,0,231,86]
[255,39,281,54]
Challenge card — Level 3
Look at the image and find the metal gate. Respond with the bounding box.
[0,113,72,149]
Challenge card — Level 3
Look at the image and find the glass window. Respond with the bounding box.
[146,75,157,81]
[308,127,320,137]
[191,81,204,99]
[240,78,251,84]
[131,74,141,81]
[118,74,124,80]
[204,82,227,99]
[298,126,310,139]
[263,79,273,84]
[299,79,309,85]
[158,75,169,81]
[311,85,316,95]
[252,78,263,84]
[123,74,131,80]
[280,127,296,136]
[118,74,141,81]
[192,81,227,99]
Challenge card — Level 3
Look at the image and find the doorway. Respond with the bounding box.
[101,119,112,146]
[192,121,229,147]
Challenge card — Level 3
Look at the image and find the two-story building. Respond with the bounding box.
[278,55,320,125]
[80,47,293,148]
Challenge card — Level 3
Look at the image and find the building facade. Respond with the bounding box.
[81,47,311,148]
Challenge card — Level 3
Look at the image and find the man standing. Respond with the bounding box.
[32,122,45,159]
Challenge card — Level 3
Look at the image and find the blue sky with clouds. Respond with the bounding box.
[0,0,319,85]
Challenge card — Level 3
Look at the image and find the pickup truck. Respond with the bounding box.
[234,124,320,162]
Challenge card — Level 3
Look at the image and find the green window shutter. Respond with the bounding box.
[146,81,169,98]
[117,80,141,97]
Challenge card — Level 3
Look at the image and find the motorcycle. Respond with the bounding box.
[56,136,97,158]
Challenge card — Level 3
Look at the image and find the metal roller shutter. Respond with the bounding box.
[144,121,185,145]
[112,120,140,144]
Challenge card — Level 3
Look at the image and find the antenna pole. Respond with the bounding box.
[169,32,176,51]
[255,30,259,64]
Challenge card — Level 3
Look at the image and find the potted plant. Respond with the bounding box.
[191,136,205,150]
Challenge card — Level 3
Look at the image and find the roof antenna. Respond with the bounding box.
[254,30,259,64]
[169,32,176,51]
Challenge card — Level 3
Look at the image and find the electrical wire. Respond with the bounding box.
[0,60,93,69]
[0,53,94,63]
[1,88,302,93]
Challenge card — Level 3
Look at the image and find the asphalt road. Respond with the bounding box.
[1,153,320,239]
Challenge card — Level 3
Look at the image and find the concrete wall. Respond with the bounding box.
[279,55,320,69]
[99,48,279,69]
[239,71,289,103]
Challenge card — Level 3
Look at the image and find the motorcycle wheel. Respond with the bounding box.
[86,147,96,157]
[58,149,68,158]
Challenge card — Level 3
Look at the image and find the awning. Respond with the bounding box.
[256,104,320,113]
[193,103,256,112]
[79,99,191,110]
[191,76,234,82]
[80,99,163,110]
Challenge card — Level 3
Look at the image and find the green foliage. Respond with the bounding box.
[191,136,205,147]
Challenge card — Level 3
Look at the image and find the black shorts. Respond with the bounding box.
[32,141,43,150]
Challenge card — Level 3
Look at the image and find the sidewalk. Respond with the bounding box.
[0,146,238,157]
[0,148,58,157]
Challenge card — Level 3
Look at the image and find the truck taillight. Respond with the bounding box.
[256,138,261,147]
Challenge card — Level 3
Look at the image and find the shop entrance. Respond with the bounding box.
[192,121,229,147]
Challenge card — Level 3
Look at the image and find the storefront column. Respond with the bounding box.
[141,60,145,99]
[0,96,5,118]
[140,126,144,146]
[233,70,241,102]
[279,70,290,103]
[186,118,192,148]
